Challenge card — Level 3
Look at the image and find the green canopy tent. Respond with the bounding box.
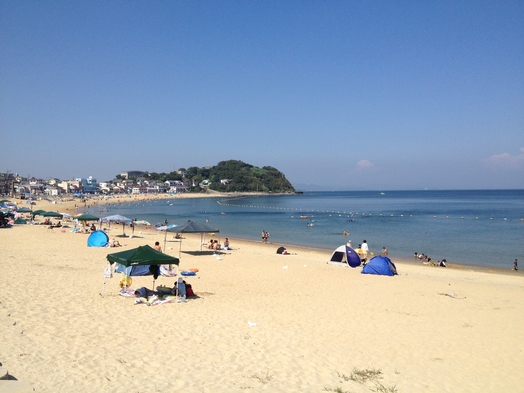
[31,210,46,216]
[42,211,63,218]
[16,207,32,213]
[75,214,100,221]
[103,245,180,297]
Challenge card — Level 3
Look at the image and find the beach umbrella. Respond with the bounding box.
[133,220,151,226]
[166,220,219,252]
[0,199,11,203]
[100,214,132,223]
[31,209,46,216]
[16,207,32,213]
[100,214,132,236]
[157,224,179,254]
[156,224,178,231]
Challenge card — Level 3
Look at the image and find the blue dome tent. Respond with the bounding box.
[327,245,362,267]
[362,256,398,276]
[88,230,109,247]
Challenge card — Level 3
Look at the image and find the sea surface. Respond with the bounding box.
[92,190,524,270]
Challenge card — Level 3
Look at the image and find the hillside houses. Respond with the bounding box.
[0,172,190,197]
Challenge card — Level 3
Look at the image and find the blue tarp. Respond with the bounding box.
[114,263,160,278]
[87,230,109,247]
[362,256,397,276]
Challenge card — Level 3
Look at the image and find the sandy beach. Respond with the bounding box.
[1,196,523,392]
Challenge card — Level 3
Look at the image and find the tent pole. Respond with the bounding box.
[101,265,107,297]
[123,273,129,306]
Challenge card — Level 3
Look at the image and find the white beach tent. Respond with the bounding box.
[327,245,362,268]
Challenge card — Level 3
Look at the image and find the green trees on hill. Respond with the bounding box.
[142,160,295,193]
[208,160,295,193]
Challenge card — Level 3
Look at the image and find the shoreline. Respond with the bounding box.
[15,192,521,273]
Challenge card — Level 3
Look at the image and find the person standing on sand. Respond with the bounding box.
[513,259,518,271]
[361,240,369,257]
[382,246,388,256]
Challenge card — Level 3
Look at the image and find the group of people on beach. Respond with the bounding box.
[207,239,222,250]
[414,252,447,267]
[205,237,231,250]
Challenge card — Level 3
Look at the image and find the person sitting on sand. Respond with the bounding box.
[223,238,231,250]
[207,240,214,249]
[90,223,96,232]
[154,241,162,252]
[170,277,189,301]
[109,239,121,247]
[213,240,221,250]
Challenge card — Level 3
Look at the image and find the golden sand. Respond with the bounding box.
[1,196,523,392]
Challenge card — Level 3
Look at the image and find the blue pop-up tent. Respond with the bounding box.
[88,230,109,247]
[362,256,397,276]
[327,245,362,267]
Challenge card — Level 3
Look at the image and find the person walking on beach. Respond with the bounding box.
[513,259,518,271]
[382,246,388,256]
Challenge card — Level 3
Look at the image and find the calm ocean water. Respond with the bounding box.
[92,190,524,270]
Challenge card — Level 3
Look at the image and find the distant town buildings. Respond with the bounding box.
[0,171,191,197]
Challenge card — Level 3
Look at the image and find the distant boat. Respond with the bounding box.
[300,215,308,219]
[380,192,385,195]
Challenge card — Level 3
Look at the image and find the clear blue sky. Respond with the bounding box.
[1,1,522,190]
